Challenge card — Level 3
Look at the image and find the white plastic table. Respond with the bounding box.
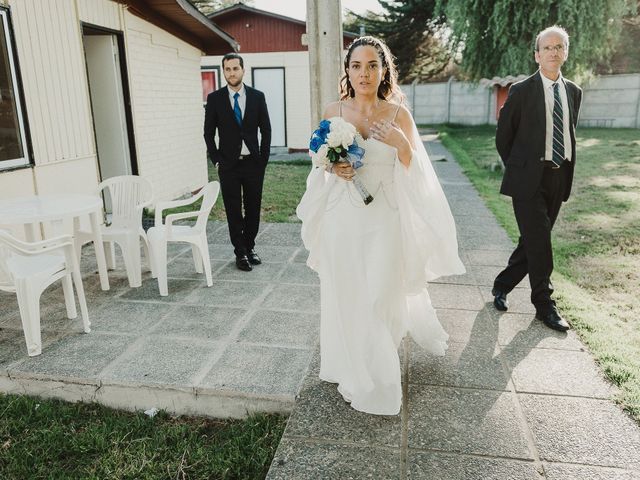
[0,193,110,290]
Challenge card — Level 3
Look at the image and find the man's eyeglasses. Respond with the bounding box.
[542,44,565,53]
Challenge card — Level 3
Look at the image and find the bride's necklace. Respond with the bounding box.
[352,99,381,123]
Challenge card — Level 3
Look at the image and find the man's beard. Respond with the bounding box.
[226,78,242,87]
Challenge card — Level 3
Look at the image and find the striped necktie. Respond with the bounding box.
[551,82,565,168]
[233,92,242,126]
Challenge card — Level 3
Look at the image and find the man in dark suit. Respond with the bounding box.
[204,53,271,271]
[491,25,582,331]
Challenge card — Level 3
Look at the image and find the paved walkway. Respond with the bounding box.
[1,134,639,479]
[265,134,640,479]
[0,222,318,418]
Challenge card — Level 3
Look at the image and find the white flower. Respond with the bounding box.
[326,117,356,148]
[312,144,330,167]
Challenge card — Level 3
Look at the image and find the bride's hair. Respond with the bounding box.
[340,36,405,103]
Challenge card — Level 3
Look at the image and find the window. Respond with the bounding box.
[201,67,219,104]
[0,8,29,170]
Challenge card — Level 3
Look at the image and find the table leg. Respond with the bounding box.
[89,209,110,291]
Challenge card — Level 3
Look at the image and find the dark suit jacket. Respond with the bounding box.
[496,71,582,201]
[204,85,271,170]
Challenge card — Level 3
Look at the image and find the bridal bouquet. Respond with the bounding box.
[309,117,373,205]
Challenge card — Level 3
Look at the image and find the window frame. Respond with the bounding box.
[0,6,31,171]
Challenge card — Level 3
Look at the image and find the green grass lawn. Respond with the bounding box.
[0,394,286,479]
[200,159,311,223]
[438,124,640,422]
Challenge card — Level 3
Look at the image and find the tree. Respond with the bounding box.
[440,0,637,80]
[345,0,452,83]
[191,0,253,16]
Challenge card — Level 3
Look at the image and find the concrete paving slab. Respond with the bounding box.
[185,280,270,308]
[277,262,320,285]
[118,277,201,303]
[427,283,485,311]
[505,348,615,398]
[266,439,401,480]
[199,343,312,397]
[481,286,536,315]
[9,333,135,382]
[284,378,402,447]
[260,284,320,312]
[86,301,168,334]
[292,248,309,263]
[150,305,244,340]
[251,245,300,263]
[206,243,236,261]
[407,451,541,480]
[257,223,305,246]
[101,336,222,387]
[466,248,512,267]
[407,384,532,459]
[437,308,499,348]
[165,256,226,280]
[409,341,508,390]
[520,394,640,469]
[237,310,319,348]
[496,313,585,351]
[215,260,286,283]
[543,463,640,480]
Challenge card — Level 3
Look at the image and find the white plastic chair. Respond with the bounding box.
[75,175,154,288]
[0,229,90,356]
[147,181,220,296]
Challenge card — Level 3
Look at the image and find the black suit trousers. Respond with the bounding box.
[218,156,266,257]
[494,163,570,313]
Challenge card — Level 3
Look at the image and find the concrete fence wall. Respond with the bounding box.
[402,73,640,128]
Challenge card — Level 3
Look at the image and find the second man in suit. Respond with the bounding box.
[491,25,582,331]
[204,53,271,271]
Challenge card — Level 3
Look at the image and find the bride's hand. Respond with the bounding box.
[333,162,355,181]
[369,120,406,148]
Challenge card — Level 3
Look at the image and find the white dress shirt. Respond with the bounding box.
[540,71,572,163]
[228,84,250,155]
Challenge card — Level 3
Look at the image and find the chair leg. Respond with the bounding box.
[70,260,91,334]
[105,241,116,270]
[121,236,142,287]
[141,232,155,277]
[192,244,203,273]
[15,281,43,356]
[61,273,78,319]
[149,236,168,296]
[200,234,213,287]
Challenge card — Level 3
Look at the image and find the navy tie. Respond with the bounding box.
[233,92,242,126]
[551,82,565,168]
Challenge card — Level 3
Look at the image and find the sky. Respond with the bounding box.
[251,0,384,22]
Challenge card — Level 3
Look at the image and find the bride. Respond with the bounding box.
[297,36,465,415]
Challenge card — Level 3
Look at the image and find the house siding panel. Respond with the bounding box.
[9,0,95,166]
[216,12,306,53]
[77,0,121,30]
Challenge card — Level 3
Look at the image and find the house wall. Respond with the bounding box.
[0,0,208,208]
[123,12,208,199]
[202,51,311,150]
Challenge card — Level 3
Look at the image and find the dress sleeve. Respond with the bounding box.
[394,122,466,294]
[296,159,337,272]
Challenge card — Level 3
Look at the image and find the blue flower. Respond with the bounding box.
[309,119,332,153]
[347,141,365,169]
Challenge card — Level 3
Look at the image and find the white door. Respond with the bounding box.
[253,68,286,147]
[84,34,132,180]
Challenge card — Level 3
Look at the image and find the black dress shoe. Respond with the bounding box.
[235,255,252,271]
[247,249,262,265]
[536,307,570,332]
[491,287,509,311]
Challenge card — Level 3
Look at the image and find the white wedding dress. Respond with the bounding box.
[297,113,465,415]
